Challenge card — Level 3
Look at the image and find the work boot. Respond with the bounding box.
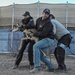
[29,65,34,69]
[30,67,41,73]
[12,65,19,69]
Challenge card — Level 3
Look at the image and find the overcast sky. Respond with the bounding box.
[0,0,75,6]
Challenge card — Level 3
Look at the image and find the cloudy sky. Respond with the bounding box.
[0,0,75,6]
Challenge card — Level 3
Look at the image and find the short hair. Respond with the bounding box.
[50,14,55,19]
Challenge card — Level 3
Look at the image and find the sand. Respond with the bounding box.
[0,53,75,75]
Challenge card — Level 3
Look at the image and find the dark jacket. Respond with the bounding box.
[34,17,54,40]
[21,16,34,29]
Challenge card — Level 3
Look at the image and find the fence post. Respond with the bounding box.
[0,7,2,26]
[66,1,68,29]
[37,1,40,18]
[11,3,15,48]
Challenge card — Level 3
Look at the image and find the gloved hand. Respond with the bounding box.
[29,33,33,37]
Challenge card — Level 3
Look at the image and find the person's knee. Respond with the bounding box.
[33,43,39,49]
[33,44,37,52]
[54,46,65,56]
[33,44,36,49]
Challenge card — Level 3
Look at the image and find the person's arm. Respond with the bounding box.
[34,21,53,38]
[24,18,35,29]
[51,19,56,34]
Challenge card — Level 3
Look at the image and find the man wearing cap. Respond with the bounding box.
[13,11,35,69]
[30,8,54,73]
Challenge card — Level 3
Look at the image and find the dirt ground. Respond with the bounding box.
[0,53,75,75]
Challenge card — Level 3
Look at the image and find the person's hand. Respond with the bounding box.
[29,33,33,37]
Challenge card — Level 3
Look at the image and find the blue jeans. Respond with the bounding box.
[33,38,54,70]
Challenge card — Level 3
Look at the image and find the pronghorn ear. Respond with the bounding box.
[13,25,17,27]
[17,23,20,26]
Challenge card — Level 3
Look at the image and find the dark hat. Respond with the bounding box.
[23,11,30,16]
[43,8,50,15]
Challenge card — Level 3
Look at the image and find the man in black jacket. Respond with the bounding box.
[30,9,54,73]
[13,11,35,69]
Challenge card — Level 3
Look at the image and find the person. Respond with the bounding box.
[50,14,72,71]
[30,8,55,73]
[13,11,35,69]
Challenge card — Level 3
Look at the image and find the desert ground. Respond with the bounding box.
[0,53,75,75]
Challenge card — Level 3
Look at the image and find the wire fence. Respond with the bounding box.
[0,2,75,27]
[0,2,75,55]
[0,28,75,55]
